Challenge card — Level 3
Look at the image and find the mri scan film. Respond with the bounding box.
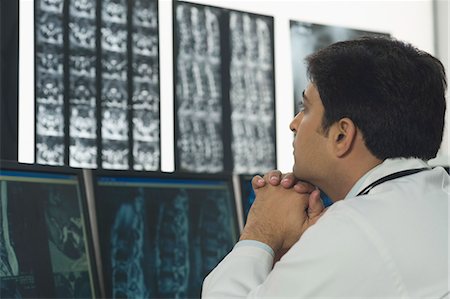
[290,21,389,115]
[35,0,160,170]
[174,2,276,174]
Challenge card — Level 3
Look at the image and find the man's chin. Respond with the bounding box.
[292,165,302,179]
[293,165,311,182]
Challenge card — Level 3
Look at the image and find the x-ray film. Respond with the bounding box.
[100,0,129,170]
[35,0,161,170]
[290,21,389,114]
[132,0,160,170]
[174,2,276,174]
[69,0,98,168]
[93,172,239,298]
[174,3,225,173]
[35,0,65,165]
[229,12,276,174]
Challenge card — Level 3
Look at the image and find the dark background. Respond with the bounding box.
[0,0,19,161]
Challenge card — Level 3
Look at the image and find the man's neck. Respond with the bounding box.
[320,157,383,202]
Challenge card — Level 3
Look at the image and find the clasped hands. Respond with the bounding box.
[239,170,327,260]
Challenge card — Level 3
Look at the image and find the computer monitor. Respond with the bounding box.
[0,161,99,298]
[238,174,256,225]
[91,170,239,298]
[238,174,334,224]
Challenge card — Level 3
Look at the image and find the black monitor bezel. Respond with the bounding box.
[237,173,258,225]
[90,168,240,297]
[0,160,101,298]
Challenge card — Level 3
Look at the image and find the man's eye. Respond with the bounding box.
[298,103,306,113]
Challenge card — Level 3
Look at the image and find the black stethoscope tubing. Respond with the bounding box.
[356,168,430,196]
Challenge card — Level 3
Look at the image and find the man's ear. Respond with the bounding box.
[329,118,357,158]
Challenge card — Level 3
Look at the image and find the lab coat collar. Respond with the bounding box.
[344,157,429,199]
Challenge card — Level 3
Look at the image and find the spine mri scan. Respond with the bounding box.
[35,0,161,170]
[175,5,225,173]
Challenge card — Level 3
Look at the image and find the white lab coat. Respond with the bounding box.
[203,158,450,298]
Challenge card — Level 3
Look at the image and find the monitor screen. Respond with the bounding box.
[238,174,256,224]
[92,171,239,298]
[0,162,99,298]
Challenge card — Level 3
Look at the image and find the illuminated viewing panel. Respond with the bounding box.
[174,1,276,174]
[0,163,98,298]
[93,171,239,298]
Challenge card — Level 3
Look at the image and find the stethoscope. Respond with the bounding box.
[356,168,430,196]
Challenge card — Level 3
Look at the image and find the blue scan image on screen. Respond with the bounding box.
[239,175,333,224]
[239,176,256,223]
[321,193,333,207]
[93,173,239,298]
[0,164,98,298]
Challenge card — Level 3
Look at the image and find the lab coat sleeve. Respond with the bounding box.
[202,204,404,298]
[202,245,274,298]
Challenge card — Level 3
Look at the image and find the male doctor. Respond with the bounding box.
[202,37,449,298]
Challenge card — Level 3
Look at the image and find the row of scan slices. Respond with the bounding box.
[0,160,263,298]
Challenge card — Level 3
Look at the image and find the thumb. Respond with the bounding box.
[307,189,325,220]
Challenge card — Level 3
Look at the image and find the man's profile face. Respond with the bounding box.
[289,83,329,183]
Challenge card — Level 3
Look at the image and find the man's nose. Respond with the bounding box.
[289,112,302,133]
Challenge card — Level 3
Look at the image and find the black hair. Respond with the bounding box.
[306,36,447,160]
